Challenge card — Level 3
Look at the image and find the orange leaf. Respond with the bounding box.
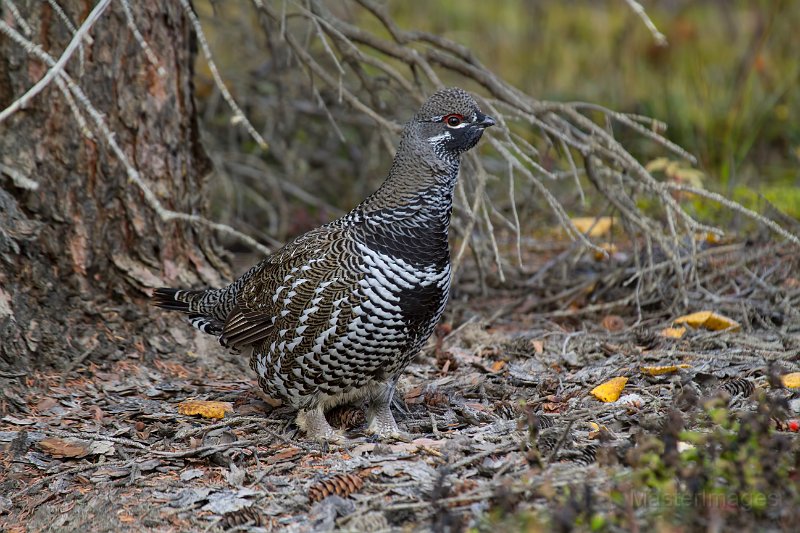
[781,372,800,389]
[660,326,686,339]
[673,311,740,331]
[590,376,628,403]
[641,364,690,376]
[490,360,507,373]
[177,400,233,419]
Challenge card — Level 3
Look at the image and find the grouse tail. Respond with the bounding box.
[151,288,209,314]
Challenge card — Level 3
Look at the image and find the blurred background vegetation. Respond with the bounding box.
[196,0,799,251]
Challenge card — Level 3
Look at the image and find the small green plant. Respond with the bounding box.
[612,394,800,529]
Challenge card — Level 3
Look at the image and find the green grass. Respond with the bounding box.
[387,0,800,190]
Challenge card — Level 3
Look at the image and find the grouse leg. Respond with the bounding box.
[367,381,400,438]
[296,406,339,442]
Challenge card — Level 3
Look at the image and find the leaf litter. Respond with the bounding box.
[0,241,799,531]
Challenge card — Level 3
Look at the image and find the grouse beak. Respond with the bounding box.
[476,113,496,129]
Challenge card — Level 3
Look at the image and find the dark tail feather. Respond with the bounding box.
[152,288,208,314]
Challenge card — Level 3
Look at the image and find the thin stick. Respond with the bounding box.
[0,0,111,124]
[119,0,167,77]
[178,0,268,149]
[0,19,273,257]
[666,184,800,247]
[623,0,668,46]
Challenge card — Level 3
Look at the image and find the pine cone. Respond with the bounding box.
[326,405,366,429]
[219,507,264,529]
[721,378,755,398]
[308,473,364,502]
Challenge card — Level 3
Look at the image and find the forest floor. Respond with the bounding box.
[1,239,799,532]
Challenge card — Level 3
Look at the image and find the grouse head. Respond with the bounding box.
[413,87,495,160]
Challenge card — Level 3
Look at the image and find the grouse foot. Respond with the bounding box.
[296,406,341,442]
[366,384,401,438]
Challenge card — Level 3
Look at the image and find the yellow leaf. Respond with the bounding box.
[571,216,615,237]
[177,400,233,419]
[587,421,607,439]
[781,373,800,389]
[590,376,628,403]
[672,167,704,187]
[593,242,618,261]
[695,231,723,244]
[641,364,690,376]
[673,311,740,332]
[660,326,686,339]
[645,157,670,172]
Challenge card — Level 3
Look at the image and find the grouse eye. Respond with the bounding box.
[444,114,464,127]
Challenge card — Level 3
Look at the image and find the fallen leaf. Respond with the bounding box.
[781,372,800,389]
[641,364,690,376]
[593,242,618,261]
[645,157,670,173]
[2,415,36,426]
[177,400,233,419]
[601,315,625,332]
[118,513,136,524]
[695,231,722,244]
[590,376,628,403]
[266,447,301,464]
[88,440,116,456]
[531,340,544,355]
[587,421,606,439]
[571,216,615,237]
[660,326,686,339]
[39,437,91,458]
[673,311,740,331]
[490,360,507,373]
[179,468,205,482]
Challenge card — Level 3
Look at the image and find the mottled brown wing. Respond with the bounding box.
[220,226,363,350]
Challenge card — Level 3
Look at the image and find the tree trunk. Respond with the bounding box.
[0,1,225,384]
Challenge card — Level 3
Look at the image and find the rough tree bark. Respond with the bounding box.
[0,2,225,384]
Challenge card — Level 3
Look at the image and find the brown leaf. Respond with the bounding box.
[39,437,91,458]
[601,315,625,332]
[266,447,301,464]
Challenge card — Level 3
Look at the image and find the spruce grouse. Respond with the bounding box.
[153,87,494,440]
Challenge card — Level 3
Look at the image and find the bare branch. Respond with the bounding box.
[623,0,668,46]
[178,0,268,150]
[0,0,111,124]
[0,18,273,257]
